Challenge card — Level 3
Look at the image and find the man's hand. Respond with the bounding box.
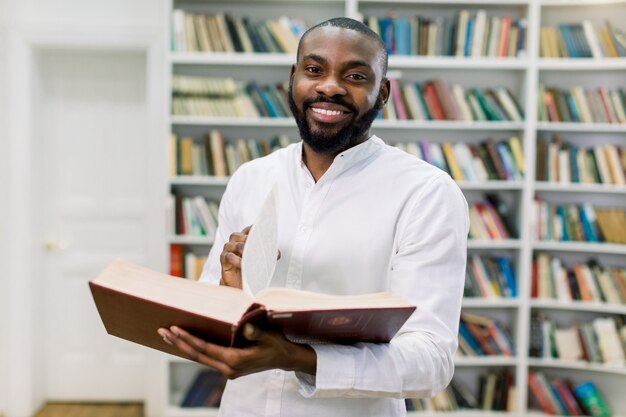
[157,324,317,379]
[219,225,252,289]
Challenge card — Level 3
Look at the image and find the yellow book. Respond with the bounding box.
[508,136,525,175]
[442,143,464,181]
[169,133,177,177]
[179,136,193,176]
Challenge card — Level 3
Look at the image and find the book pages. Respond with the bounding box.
[241,185,278,296]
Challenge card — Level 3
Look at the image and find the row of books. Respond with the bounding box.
[170,132,292,177]
[528,373,610,416]
[407,370,515,412]
[384,79,524,122]
[533,200,626,244]
[469,194,517,241]
[530,313,626,366]
[538,86,626,124]
[457,312,516,357]
[172,77,291,119]
[396,136,524,182]
[364,11,526,58]
[536,135,626,185]
[171,11,306,54]
[532,254,626,305]
[465,254,517,299]
[169,245,207,281]
[169,194,219,239]
[540,21,626,59]
[179,369,226,407]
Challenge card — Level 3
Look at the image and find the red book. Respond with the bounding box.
[389,79,409,120]
[498,17,512,57]
[528,372,557,414]
[89,260,416,357]
[170,244,185,277]
[552,377,584,415]
[422,82,446,120]
[531,259,539,298]
[597,87,614,123]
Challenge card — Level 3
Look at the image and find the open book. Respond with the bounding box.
[90,188,415,357]
[89,259,416,357]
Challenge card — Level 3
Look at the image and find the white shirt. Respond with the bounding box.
[199,136,469,417]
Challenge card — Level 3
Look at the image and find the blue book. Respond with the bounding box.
[496,257,517,297]
[464,18,473,57]
[458,322,485,355]
[558,24,578,57]
[565,92,581,122]
[415,84,433,120]
[378,18,395,54]
[578,206,599,242]
[394,18,411,55]
[496,143,515,180]
[556,205,569,241]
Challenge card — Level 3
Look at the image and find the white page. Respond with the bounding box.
[241,186,278,296]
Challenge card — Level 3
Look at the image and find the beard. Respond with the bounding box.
[288,82,384,155]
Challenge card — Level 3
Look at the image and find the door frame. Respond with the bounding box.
[5,23,166,417]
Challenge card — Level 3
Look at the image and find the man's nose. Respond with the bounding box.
[315,76,347,97]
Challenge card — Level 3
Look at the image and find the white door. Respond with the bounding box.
[34,49,158,400]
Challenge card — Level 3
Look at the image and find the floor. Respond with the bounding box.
[33,403,143,417]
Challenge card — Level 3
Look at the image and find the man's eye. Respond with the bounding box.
[305,67,321,74]
[347,74,366,81]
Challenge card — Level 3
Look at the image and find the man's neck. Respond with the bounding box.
[301,134,370,182]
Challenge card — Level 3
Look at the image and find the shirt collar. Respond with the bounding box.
[296,135,384,170]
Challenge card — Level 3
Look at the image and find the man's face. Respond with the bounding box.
[289,27,389,155]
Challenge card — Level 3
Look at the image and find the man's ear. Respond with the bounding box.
[380,78,391,105]
[290,64,296,81]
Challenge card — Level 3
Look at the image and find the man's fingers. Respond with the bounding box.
[241,225,252,235]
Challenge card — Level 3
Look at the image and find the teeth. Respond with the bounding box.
[311,107,343,116]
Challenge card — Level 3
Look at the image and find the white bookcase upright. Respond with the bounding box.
[158,1,626,416]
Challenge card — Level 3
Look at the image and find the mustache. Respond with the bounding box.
[302,95,357,114]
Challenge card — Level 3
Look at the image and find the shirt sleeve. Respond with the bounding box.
[296,174,469,399]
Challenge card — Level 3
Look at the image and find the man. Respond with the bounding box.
[158,17,468,417]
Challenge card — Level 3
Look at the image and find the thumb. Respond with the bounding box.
[243,323,263,341]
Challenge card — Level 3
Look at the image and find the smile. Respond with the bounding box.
[311,108,345,116]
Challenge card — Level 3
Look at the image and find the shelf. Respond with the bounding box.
[408,411,515,417]
[538,58,626,71]
[455,356,517,367]
[170,53,530,70]
[170,116,296,127]
[170,176,229,187]
[170,52,293,66]
[388,56,528,70]
[528,358,626,375]
[467,239,521,250]
[534,182,626,195]
[373,120,525,131]
[462,298,520,308]
[457,181,524,191]
[169,235,214,245]
[361,0,530,5]
[529,299,626,314]
[535,122,626,132]
[539,0,626,5]
[532,241,626,255]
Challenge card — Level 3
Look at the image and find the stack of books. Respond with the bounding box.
[528,373,610,416]
[468,194,517,240]
[170,132,292,177]
[465,254,517,298]
[169,245,207,281]
[540,20,626,58]
[168,194,219,240]
[170,11,307,53]
[395,136,524,182]
[536,134,625,185]
[384,78,524,122]
[538,86,626,124]
[458,312,516,357]
[533,200,626,244]
[531,254,626,304]
[364,11,527,58]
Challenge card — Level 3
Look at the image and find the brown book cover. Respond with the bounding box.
[484,139,507,180]
[90,260,416,358]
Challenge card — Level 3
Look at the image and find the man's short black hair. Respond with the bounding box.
[296,17,388,76]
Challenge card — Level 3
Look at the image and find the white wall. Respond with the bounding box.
[0,0,9,413]
[2,1,163,416]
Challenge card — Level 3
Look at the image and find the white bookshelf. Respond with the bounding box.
[160,0,626,416]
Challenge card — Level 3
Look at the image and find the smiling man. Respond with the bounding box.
[158,17,469,417]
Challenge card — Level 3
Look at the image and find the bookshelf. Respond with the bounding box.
[161,0,626,416]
